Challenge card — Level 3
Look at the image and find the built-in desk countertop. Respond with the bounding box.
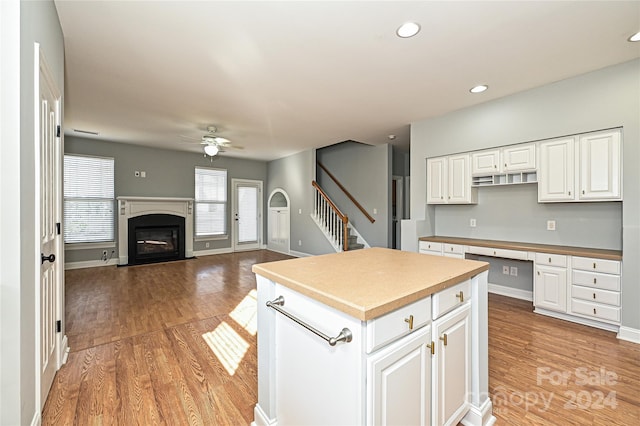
[252,247,488,321]
[418,236,622,261]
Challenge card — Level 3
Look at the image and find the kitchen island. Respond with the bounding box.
[252,247,494,426]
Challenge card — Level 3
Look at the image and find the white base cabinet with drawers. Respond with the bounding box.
[254,272,493,426]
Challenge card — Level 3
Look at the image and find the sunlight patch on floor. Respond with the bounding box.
[229,289,257,336]
[202,322,249,376]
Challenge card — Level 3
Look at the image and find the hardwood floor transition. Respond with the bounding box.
[43,250,640,425]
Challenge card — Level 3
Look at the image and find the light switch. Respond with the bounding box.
[140,171,146,178]
[547,220,556,231]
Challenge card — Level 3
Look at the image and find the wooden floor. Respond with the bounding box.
[43,251,640,425]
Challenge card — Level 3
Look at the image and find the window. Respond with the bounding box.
[195,167,227,237]
[63,154,115,244]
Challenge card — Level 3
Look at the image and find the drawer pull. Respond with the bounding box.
[439,333,448,346]
[593,262,596,269]
[594,278,597,284]
[456,291,464,303]
[450,247,454,251]
[493,251,496,255]
[593,308,597,315]
[404,315,414,330]
[548,257,551,263]
[428,341,435,355]
[568,191,571,196]
[593,293,596,300]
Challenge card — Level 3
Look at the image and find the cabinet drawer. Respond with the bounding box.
[535,253,567,268]
[572,256,620,274]
[366,296,431,353]
[419,241,442,254]
[572,270,620,291]
[571,285,620,307]
[467,246,528,261]
[432,280,471,320]
[443,244,464,255]
[571,299,620,324]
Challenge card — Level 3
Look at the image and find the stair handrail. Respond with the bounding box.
[316,161,375,223]
[312,181,349,250]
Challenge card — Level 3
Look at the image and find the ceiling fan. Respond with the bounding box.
[180,125,242,157]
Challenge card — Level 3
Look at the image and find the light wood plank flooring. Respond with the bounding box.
[43,251,640,425]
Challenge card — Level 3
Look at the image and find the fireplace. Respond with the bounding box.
[127,214,186,265]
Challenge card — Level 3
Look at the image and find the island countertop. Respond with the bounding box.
[252,247,489,321]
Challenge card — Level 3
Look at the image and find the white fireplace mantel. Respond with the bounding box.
[117,196,194,265]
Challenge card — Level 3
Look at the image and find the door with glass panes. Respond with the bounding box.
[232,179,262,251]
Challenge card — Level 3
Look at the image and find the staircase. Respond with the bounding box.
[311,181,368,252]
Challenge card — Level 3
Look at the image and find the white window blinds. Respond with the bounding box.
[195,167,227,236]
[63,154,115,243]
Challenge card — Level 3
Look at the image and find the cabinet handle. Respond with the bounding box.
[593,262,596,269]
[428,341,435,355]
[548,257,551,263]
[593,308,597,315]
[594,278,597,284]
[439,333,448,346]
[593,293,596,300]
[504,163,507,168]
[537,271,540,275]
[456,291,464,303]
[583,190,586,195]
[428,244,431,249]
[493,251,496,255]
[568,191,571,196]
[404,315,414,330]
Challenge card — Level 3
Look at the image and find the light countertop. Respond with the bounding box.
[252,247,488,321]
[418,236,622,261]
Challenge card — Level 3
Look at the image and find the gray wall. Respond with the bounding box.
[0,0,64,424]
[409,59,640,331]
[317,142,392,247]
[64,136,268,262]
[267,149,334,255]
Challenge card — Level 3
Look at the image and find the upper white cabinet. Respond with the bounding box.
[539,129,621,202]
[501,143,536,172]
[538,137,575,202]
[471,149,500,175]
[427,155,477,204]
[579,130,621,200]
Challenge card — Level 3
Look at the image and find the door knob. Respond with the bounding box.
[41,253,55,264]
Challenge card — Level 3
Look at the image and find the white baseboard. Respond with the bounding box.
[617,326,640,344]
[534,307,620,333]
[252,404,277,426]
[30,410,41,426]
[64,258,119,270]
[488,283,533,301]
[462,397,495,426]
[193,247,233,257]
[266,247,292,256]
[288,250,312,258]
[60,334,70,365]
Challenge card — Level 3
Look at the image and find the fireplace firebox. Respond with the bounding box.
[128,214,186,265]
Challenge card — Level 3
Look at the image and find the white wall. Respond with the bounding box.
[409,59,640,331]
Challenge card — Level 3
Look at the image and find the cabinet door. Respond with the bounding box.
[534,265,567,312]
[448,154,475,204]
[471,150,500,175]
[427,157,447,204]
[432,304,471,426]
[502,143,536,172]
[538,137,575,202]
[579,130,621,200]
[368,325,431,426]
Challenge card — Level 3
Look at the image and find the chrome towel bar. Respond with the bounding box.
[266,295,352,346]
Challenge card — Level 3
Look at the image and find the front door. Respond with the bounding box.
[232,179,262,251]
[38,47,62,408]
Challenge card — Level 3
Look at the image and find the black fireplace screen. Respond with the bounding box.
[136,227,178,256]
[128,214,186,265]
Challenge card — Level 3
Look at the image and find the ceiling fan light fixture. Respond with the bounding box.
[204,144,219,156]
[628,31,640,42]
[214,136,230,144]
[396,22,420,38]
[470,84,489,94]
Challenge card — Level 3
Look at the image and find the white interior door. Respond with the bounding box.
[37,46,62,408]
[232,179,262,251]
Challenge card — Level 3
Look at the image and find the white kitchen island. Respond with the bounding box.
[252,247,494,426]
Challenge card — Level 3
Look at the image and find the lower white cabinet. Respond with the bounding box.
[534,263,567,313]
[432,303,471,426]
[368,325,432,425]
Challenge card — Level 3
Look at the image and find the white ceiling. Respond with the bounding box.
[54,1,640,161]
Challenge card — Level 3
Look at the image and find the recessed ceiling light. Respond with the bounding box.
[388,134,396,140]
[628,31,640,42]
[397,22,420,38]
[470,85,489,94]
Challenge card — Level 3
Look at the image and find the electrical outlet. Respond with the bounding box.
[298,240,302,246]
[470,218,476,227]
[205,242,210,248]
[510,266,518,276]
[140,171,146,178]
[373,208,377,214]
[299,208,302,214]
[101,250,108,261]
[134,171,140,177]
[502,265,509,275]
[547,220,556,231]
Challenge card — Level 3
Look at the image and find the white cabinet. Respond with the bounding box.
[471,149,500,175]
[534,254,568,313]
[570,256,621,325]
[419,240,443,255]
[368,325,431,425]
[578,130,621,200]
[538,137,575,202]
[539,129,622,202]
[432,303,471,426]
[427,155,477,204]
[501,143,536,172]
